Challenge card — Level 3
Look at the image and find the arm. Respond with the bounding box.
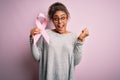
[30,35,43,61]
[74,28,89,66]
[74,40,83,66]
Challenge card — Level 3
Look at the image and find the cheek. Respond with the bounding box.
[64,21,68,25]
[53,22,57,27]
[52,21,56,26]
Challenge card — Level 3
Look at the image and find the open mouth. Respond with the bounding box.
[57,24,64,30]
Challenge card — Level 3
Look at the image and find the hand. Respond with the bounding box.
[30,27,41,38]
[78,28,89,42]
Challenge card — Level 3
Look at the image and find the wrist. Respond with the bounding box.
[30,34,34,38]
[78,36,84,42]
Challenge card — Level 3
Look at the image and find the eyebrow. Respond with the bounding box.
[61,14,66,17]
[53,14,66,17]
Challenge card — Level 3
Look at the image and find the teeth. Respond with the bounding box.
[58,25,63,28]
[59,26,63,28]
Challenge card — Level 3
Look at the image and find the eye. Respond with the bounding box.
[61,17,65,20]
[53,17,59,21]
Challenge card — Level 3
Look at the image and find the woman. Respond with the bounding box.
[30,2,89,80]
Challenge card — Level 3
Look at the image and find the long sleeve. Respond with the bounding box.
[30,36,44,61]
[74,40,83,66]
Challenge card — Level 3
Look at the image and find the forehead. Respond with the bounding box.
[53,11,67,17]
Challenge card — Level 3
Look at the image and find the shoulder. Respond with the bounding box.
[69,32,79,39]
[45,29,54,37]
[45,29,51,32]
[45,29,52,34]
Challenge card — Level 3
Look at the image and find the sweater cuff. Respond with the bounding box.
[29,35,34,44]
[75,39,84,46]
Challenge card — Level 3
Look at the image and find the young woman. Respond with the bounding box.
[30,2,89,80]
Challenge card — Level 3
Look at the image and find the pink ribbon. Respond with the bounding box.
[33,13,49,45]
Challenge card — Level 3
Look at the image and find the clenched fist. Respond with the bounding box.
[78,28,89,42]
[30,27,41,38]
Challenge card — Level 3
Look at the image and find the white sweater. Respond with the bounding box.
[30,29,83,80]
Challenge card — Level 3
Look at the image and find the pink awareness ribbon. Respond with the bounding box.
[33,13,49,45]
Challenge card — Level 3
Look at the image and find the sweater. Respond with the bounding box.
[30,29,83,80]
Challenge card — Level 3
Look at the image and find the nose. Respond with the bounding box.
[58,19,62,24]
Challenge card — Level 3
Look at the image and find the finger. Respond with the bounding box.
[86,30,89,36]
[33,31,40,35]
[84,28,89,37]
[82,28,87,32]
[35,28,41,32]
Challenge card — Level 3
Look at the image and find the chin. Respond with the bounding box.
[58,31,64,34]
[54,25,67,34]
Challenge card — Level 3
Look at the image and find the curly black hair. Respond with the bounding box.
[48,2,70,20]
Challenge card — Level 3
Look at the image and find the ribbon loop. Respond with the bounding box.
[33,13,49,45]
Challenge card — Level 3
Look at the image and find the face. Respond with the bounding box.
[52,11,68,34]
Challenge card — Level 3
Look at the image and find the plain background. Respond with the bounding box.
[0,0,120,80]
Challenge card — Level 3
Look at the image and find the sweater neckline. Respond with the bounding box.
[50,29,72,36]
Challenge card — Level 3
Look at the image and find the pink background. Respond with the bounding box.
[0,0,120,80]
